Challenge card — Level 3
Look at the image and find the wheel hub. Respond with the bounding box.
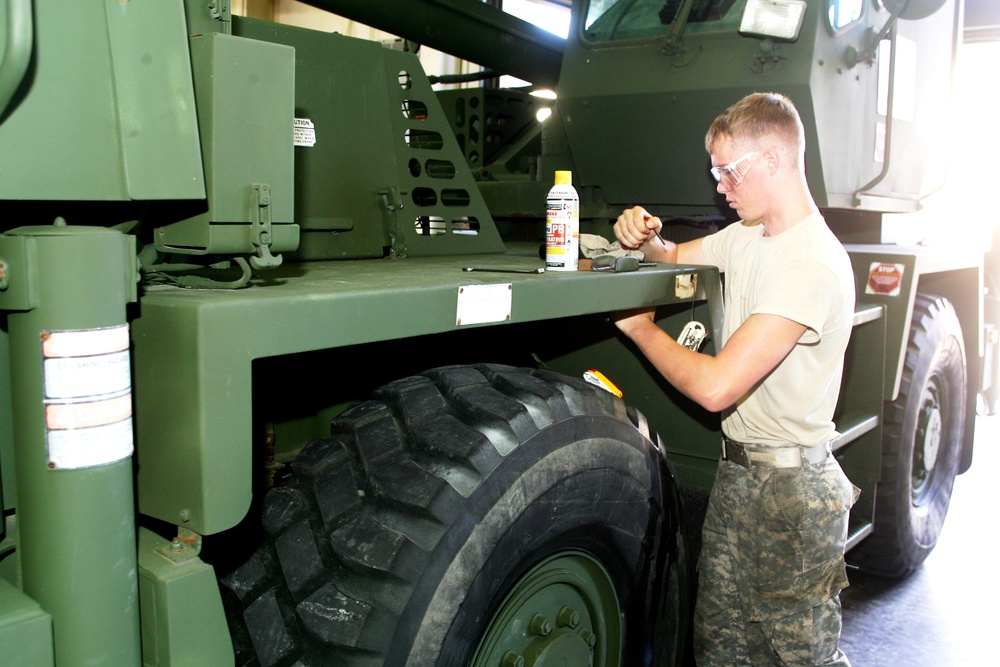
[913,393,943,504]
[472,551,621,667]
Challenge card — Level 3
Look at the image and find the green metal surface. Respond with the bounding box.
[0,1,988,662]
[3,226,140,666]
[0,0,204,201]
[835,304,888,549]
[137,528,234,666]
[847,247,920,402]
[538,298,723,466]
[235,19,395,259]
[155,32,298,259]
[846,243,982,469]
[846,243,975,393]
[0,578,53,667]
[0,0,32,118]
[0,516,17,593]
[471,551,621,667]
[133,254,720,534]
[235,16,507,261]
[0,322,14,516]
[555,0,959,215]
[0,229,37,311]
[435,88,546,174]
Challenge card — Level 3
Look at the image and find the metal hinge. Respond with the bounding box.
[250,183,282,269]
[379,186,408,258]
[208,1,232,34]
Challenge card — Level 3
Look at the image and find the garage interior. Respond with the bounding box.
[233,3,1000,663]
[1,1,998,665]
[244,0,1000,648]
[247,1,1000,663]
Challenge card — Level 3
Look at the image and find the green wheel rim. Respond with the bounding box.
[912,378,944,506]
[471,550,622,667]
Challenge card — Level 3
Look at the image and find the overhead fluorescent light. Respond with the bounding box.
[739,0,808,41]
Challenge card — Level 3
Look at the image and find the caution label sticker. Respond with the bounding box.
[866,262,905,297]
[294,118,316,147]
[42,325,133,470]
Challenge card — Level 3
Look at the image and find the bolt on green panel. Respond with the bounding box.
[137,528,234,666]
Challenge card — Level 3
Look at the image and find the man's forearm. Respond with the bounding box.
[618,317,728,411]
[619,310,810,414]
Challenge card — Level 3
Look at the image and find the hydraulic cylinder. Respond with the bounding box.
[1,225,140,665]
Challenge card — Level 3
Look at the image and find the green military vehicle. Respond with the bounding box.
[0,0,994,664]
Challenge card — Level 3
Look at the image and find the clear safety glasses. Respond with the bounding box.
[710,150,762,190]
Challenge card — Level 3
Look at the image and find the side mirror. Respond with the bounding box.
[883,0,948,21]
[846,0,948,68]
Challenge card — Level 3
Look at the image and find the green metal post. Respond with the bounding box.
[3,225,140,665]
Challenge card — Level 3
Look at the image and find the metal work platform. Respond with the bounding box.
[131,251,722,535]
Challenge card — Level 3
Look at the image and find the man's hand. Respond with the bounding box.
[615,206,662,249]
[614,206,682,264]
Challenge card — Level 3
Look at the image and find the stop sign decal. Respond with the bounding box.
[866,262,905,296]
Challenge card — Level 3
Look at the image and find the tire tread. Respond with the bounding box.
[221,363,632,665]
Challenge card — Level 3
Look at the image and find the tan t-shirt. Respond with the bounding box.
[700,212,855,447]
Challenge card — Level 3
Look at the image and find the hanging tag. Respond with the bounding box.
[678,321,707,351]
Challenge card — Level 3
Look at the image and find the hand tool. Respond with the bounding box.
[462,267,545,274]
[590,255,657,273]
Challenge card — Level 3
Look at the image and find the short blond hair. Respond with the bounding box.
[705,92,806,166]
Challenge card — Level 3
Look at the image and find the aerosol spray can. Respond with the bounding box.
[546,170,579,271]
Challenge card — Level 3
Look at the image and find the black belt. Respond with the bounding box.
[722,436,831,469]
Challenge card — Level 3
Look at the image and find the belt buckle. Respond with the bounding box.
[803,441,832,465]
[723,438,751,468]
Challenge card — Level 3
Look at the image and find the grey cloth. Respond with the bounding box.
[578,233,646,261]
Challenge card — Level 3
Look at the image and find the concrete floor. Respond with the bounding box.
[838,412,1000,666]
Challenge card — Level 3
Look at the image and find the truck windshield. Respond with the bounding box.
[584,0,738,42]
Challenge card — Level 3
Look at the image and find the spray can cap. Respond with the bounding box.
[554,170,572,185]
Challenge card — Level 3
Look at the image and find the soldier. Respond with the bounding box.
[614,92,858,666]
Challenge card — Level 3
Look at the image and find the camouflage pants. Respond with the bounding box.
[693,455,857,666]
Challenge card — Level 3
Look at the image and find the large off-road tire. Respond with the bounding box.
[852,295,966,577]
[219,364,687,666]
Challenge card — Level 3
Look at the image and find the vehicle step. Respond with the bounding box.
[846,522,874,551]
[853,303,885,326]
[833,413,879,452]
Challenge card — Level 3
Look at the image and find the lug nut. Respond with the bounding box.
[501,650,525,667]
[529,613,553,637]
[557,606,580,629]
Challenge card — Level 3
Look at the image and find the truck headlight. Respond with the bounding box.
[739,0,807,41]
